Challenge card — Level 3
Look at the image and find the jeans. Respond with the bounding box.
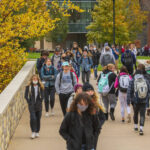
[59,93,72,116]
[81,145,94,150]
[30,111,42,133]
[93,65,98,78]
[133,103,146,126]
[77,65,81,77]
[82,71,90,83]
[44,86,56,112]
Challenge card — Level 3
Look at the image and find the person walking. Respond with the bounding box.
[112,45,119,73]
[127,69,150,135]
[90,45,101,80]
[41,58,57,117]
[59,92,100,150]
[55,61,77,116]
[71,42,82,77]
[114,66,132,123]
[25,74,44,139]
[81,47,93,83]
[97,64,117,121]
[121,45,136,75]
[100,46,115,67]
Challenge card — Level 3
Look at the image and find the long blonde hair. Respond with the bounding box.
[103,64,115,71]
[27,74,44,90]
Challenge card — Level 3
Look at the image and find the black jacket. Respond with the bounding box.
[97,70,117,94]
[25,84,44,112]
[59,111,100,150]
[91,50,101,66]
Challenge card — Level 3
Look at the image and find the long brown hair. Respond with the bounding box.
[69,92,96,115]
[120,66,128,74]
[27,74,44,90]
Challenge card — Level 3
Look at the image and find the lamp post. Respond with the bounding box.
[113,0,115,45]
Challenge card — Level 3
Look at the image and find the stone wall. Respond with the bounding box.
[0,61,36,150]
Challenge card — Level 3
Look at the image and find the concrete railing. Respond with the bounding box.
[0,61,36,150]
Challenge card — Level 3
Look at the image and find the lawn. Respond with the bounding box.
[27,52,53,59]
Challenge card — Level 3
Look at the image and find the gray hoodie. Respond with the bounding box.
[100,51,115,67]
[55,71,77,94]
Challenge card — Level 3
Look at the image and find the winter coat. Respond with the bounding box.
[25,84,44,112]
[97,69,117,94]
[91,50,100,66]
[121,50,136,68]
[114,72,132,88]
[100,51,115,67]
[59,111,100,150]
[80,57,93,72]
[72,48,82,66]
[41,64,58,87]
[127,74,150,105]
[36,57,46,74]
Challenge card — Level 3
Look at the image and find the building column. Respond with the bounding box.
[148,13,150,46]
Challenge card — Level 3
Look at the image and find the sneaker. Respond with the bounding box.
[45,112,49,117]
[122,120,125,123]
[51,110,55,116]
[35,133,40,138]
[139,130,144,135]
[110,108,115,121]
[31,132,36,139]
[127,114,131,123]
[134,128,138,132]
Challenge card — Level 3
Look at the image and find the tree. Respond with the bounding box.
[86,0,148,45]
[0,0,83,93]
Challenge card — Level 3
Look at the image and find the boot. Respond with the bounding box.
[104,113,108,120]
[127,114,131,123]
[110,108,115,121]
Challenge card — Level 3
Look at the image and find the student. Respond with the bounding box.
[36,51,49,79]
[127,70,150,135]
[71,42,82,77]
[25,74,44,139]
[97,64,117,121]
[59,92,99,150]
[81,47,93,83]
[55,61,77,116]
[51,47,61,71]
[41,58,57,117]
[82,82,106,149]
[100,46,115,67]
[90,45,101,80]
[67,83,83,110]
[114,66,132,123]
[121,45,136,75]
[112,45,119,73]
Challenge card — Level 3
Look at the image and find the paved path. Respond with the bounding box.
[8,74,150,150]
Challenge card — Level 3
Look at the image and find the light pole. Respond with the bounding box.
[113,0,115,45]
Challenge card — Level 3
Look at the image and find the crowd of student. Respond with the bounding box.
[24,42,150,150]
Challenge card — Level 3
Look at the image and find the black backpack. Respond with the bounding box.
[59,71,75,87]
[124,51,133,66]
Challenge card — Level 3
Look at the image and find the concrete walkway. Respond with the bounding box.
[8,75,150,150]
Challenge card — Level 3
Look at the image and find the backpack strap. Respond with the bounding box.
[59,71,63,87]
[70,72,74,87]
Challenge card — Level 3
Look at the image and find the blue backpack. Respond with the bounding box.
[98,72,112,96]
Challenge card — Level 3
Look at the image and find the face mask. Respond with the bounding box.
[33,80,38,85]
[83,53,87,56]
[77,104,88,112]
[46,64,51,68]
[94,48,96,51]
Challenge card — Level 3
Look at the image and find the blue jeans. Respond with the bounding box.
[81,145,94,150]
[77,65,80,77]
[93,65,98,78]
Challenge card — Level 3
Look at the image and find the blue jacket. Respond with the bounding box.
[80,57,93,72]
[127,75,150,105]
[121,50,136,67]
[41,64,58,87]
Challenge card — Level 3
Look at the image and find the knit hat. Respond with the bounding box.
[74,84,83,92]
[82,82,94,92]
[83,46,88,52]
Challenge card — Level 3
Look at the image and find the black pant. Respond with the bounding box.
[30,111,42,133]
[44,86,55,112]
[82,71,90,83]
[133,103,146,126]
[59,93,72,116]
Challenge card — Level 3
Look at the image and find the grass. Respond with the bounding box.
[27,52,53,59]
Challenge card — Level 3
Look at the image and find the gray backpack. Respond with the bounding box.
[134,76,148,100]
[103,53,113,66]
